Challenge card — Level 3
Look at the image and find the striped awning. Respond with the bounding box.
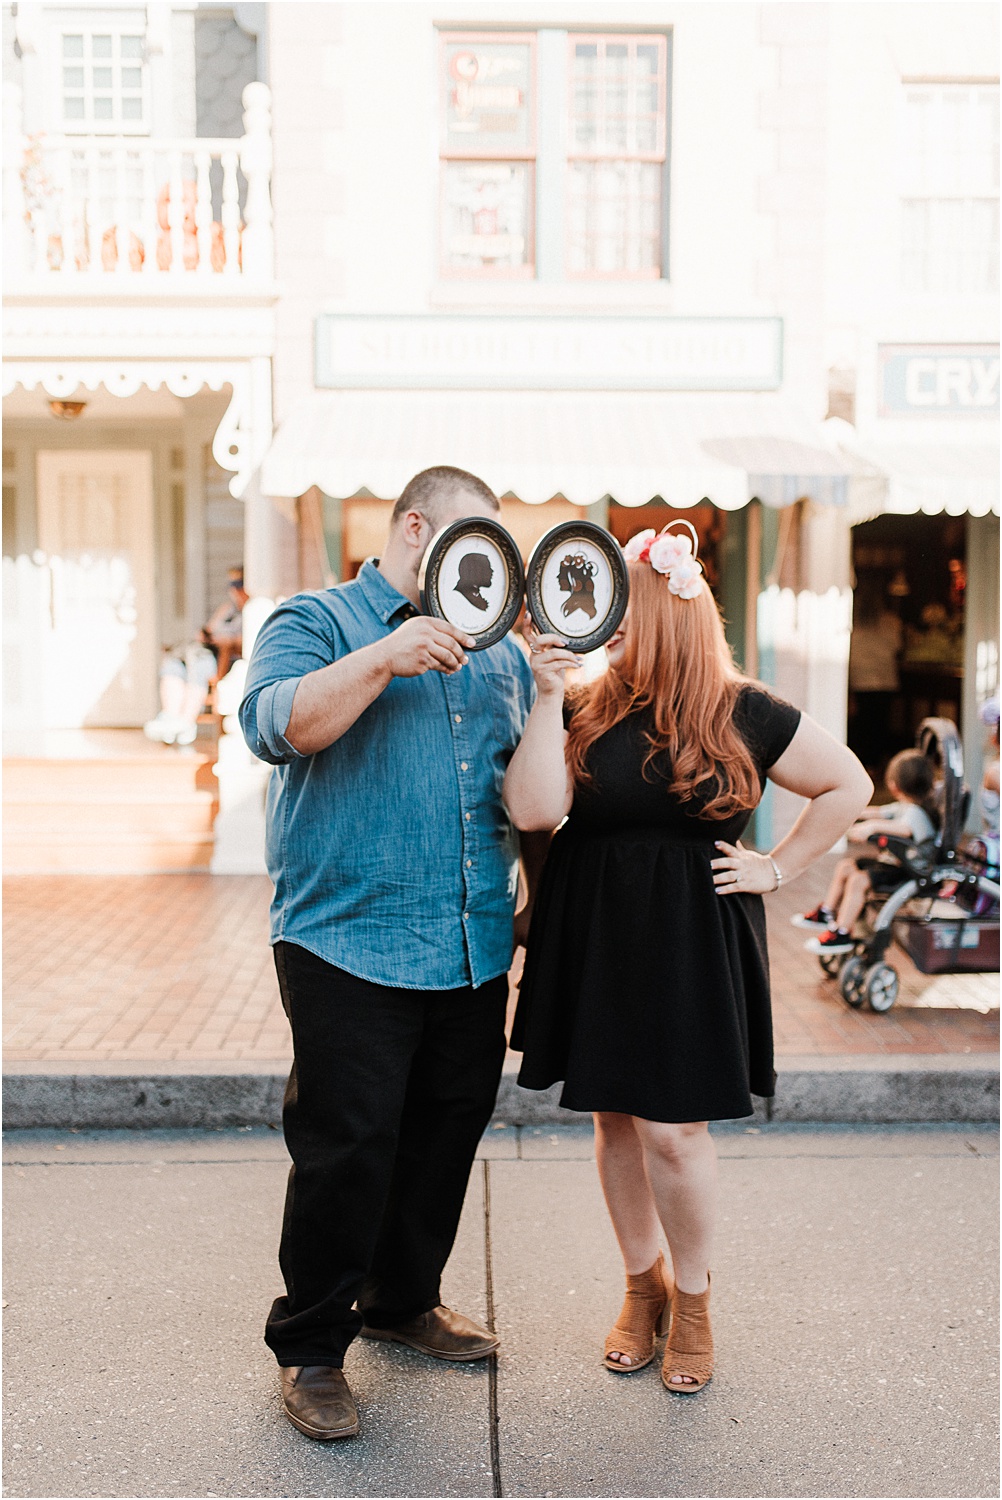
[260,389,852,509]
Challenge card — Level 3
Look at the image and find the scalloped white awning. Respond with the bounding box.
[260,390,852,509]
[846,440,999,520]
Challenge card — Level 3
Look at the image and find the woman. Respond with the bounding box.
[504,525,871,1395]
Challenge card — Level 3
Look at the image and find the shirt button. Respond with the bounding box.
[454,714,462,723]
[460,761,468,771]
[465,812,471,821]
[463,911,469,920]
[466,859,472,868]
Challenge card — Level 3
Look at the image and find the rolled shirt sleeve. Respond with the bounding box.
[239,594,340,766]
[250,677,304,763]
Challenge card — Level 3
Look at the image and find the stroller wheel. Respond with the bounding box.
[819,952,843,978]
[865,963,899,1013]
[839,955,867,1008]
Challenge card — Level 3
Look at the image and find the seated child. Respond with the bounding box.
[792,748,938,955]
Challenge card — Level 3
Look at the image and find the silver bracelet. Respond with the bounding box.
[767,855,784,891]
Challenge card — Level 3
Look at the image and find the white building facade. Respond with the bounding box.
[3,1,998,870]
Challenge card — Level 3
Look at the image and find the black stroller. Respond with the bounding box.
[817,718,1001,1012]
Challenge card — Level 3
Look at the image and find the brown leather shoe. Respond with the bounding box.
[359,1304,499,1362]
[280,1366,359,1440]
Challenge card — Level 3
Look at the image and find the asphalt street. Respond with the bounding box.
[2,1124,998,1500]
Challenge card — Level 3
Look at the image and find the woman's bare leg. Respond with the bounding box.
[633,1119,716,1292]
[594,1111,665,1366]
[634,1119,717,1386]
[594,1111,663,1273]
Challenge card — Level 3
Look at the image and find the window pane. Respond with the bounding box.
[121,67,143,88]
[63,34,84,58]
[63,96,86,120]
[63,66,85,87]
[120,35,144,58]
[442,38,533,155]
[900,83,1000,291]
[567,159,660,273]
[442,161,531,270]
[92,35,113,57]
[92,66,113,88]
[121,97,143,120]
[93,97,114,119]
[568,35,665,159]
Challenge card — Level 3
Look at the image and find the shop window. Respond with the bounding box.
[439,32,536,278]
[60,29,148,134]
[567,35,668,278]
[848,515,969,778]
[900,84,999,295]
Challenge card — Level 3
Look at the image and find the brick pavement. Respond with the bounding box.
[3,862,998,1066]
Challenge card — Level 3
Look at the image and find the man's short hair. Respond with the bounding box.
[390,466,499,533]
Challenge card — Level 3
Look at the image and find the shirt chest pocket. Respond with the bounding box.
[484,669,525,753]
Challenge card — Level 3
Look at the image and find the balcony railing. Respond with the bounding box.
[3,83,273,286]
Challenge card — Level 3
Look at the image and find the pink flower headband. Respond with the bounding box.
[621,520,704,600]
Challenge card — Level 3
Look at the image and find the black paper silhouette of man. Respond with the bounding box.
[557,553,598,620]
[454,552,494,613]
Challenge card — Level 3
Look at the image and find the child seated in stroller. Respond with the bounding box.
[792,749,938,955]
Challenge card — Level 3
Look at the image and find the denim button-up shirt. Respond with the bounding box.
[239,560,534,991]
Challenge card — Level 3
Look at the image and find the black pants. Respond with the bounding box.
[265,941,508,1368]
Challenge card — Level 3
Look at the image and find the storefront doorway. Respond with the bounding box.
[848,512,967,778]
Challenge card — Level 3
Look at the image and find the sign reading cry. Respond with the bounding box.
[879,345,1000,416]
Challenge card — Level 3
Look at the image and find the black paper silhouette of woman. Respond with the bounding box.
[557,553,598,620]
[454,552,494,612]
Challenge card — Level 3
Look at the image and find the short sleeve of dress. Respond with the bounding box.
[734,687,801,776]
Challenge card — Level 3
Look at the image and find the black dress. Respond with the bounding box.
[512,687,801,1123]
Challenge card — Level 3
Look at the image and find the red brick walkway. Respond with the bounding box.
[3,864,998,1064]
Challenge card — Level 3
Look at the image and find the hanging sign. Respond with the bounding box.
[419,516,525,651]
[525,521,630,654]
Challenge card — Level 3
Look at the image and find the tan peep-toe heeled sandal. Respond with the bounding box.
[661,1274,713,1393]
[603,1250,674,1372]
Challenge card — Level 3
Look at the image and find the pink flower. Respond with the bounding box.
[666,556,703,599]
[622,529,656,563]
[648,532,693,575]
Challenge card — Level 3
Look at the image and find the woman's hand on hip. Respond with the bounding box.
[525,620,581,699]
[711,840,778,895]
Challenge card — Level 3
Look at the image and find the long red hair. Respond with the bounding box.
[565,561,759,820]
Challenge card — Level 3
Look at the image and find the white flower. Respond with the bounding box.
[667,556,704,599]
[622,529,656,562]
[648,532,693,574]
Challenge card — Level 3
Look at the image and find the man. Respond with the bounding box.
[240,466,538,1441]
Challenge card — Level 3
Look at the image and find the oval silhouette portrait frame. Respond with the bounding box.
[419,516,526,651]
[526,521,630,654]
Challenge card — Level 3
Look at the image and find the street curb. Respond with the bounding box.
[2,1054,998,1129]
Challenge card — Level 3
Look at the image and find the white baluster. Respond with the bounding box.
[55,147,76,277]
[141,147,159,275]
[4,84,27,279]
[194,148,212,274]
[84,145,100,273]
[114,143,130,274]
[240,81,274,280]
[168,149,185,274]
[221,147,240,276]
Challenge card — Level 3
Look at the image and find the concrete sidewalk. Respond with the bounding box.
[3,866,998,1126]
[3,1123,999,1499]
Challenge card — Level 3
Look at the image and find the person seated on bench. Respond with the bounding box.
[144,568,248,746]
[792,749,938,955]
